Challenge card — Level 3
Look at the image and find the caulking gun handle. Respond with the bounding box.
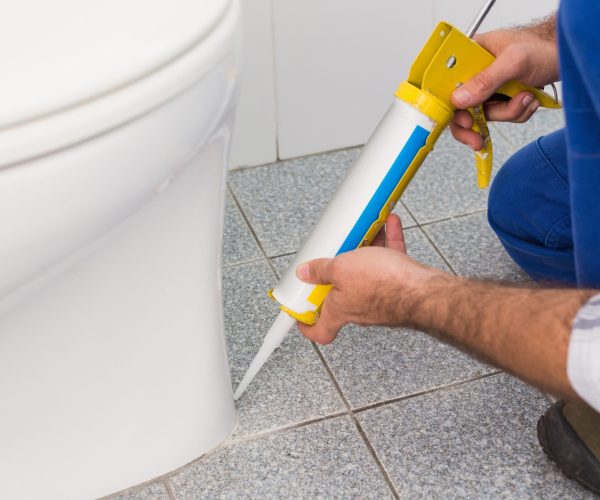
[466,81,560,189]
[468,104,493,189]
[496,81,561,109]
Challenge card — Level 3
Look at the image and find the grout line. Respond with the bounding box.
[399,199,416,226]
[311,344,401,500]
[276,143,362,163]
[399,200,420,229]
[228,144,364,174]
[227,183,280,279]
[222,257,266,270]
[224,411,348,447]
[268,0,281,160]
[401,202,460,276]
[353,370,503,415]
[163,478,177,500]
[227,162,274,174]
[415,208,488,229]
[269,251,297,260]
[417,225,459,276]
[352,419,401,500]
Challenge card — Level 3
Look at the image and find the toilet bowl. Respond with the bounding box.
[0,0,240,498]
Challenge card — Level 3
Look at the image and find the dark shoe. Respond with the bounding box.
[537,400,600,494]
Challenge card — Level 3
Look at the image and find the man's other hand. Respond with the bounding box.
[450,19,559,151]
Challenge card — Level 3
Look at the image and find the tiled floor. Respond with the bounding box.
[107,110,596,499]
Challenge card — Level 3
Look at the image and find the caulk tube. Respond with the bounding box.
[271,85,453,325]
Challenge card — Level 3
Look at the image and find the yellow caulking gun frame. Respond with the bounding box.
[397,21,561,189]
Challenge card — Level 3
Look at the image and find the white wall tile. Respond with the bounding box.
[433,0,559,34]
[230,0,277,169]
[239,0,561,165]
[272,0,435,159]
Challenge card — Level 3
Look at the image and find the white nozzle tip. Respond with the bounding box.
[233,379,250,400]
[232,311,295,401]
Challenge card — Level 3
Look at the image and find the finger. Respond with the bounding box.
[372,225,386,247]
[384,214,406,253]
[449,121,485,151]
[483,92,535,122]
[453,109,474,129]
[451,52,521,109]
[296,258,334,285]
[511,99,541,123]
[296,305,345,345]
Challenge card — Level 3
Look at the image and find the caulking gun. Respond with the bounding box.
[233,0,560,400]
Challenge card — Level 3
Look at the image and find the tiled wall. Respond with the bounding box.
[230,0,559,168]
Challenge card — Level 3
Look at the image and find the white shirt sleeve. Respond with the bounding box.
[567,293,600,412]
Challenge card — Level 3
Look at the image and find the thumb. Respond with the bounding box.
[384,214,407,253]
[297,304,344,345]
[451,53,518,108]
[296,258,334,285]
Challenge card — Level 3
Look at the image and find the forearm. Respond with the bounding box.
[513,13,559,83]
[406,274,595,399]
[517,14,556,41]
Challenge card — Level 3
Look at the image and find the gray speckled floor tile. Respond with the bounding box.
[223,261,344,437]
[492,109,565,151]
[424,211,529,282]
[229,149,359,256]
[401,130,514,224]
[107,481,170,500]
[403,227,452,272]
[358,374,594,499]
[169,416,393,500]
[321,325,493,409]
[229,148,417,257]
[271,252,296,278]
[392,200,417,229]
[222,191,262,267]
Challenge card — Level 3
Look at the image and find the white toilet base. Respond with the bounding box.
[0,127,237,499]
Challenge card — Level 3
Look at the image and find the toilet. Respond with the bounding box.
[0,0,240,498]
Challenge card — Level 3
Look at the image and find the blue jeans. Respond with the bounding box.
[488,130,576,283]
[487,1,600,288]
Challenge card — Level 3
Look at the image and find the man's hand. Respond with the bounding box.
[294,215,446,344]
[451,16,559,150]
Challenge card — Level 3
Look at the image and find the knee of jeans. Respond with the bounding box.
[487,143,536,241]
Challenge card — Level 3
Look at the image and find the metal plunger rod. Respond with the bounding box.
[466,0,497,38]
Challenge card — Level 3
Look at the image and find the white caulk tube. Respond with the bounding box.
[272,99,437,318]
[234,92,454,400]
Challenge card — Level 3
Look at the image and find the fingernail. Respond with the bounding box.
[531,101,540,112]
[522,94,534,107]
[296,263,309,281]
[453,87,473,107]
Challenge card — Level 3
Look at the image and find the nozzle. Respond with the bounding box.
[233,311,296,401]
